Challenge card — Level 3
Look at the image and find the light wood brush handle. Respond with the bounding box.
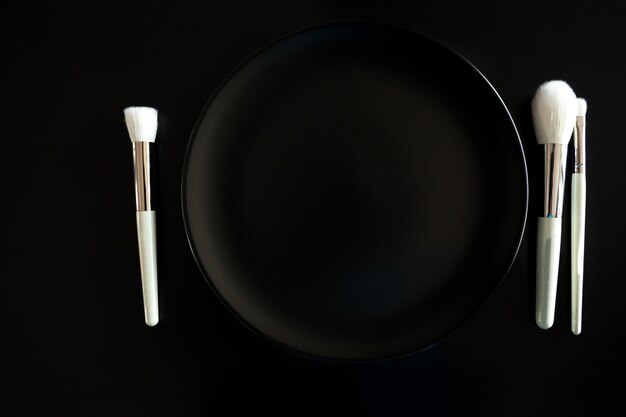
[136,210,159,326]
[536,217,562,330]
[571,173,586,335]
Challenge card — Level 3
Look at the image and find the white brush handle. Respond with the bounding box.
[536,217,562,329]
[136,210,159,326]
[571,173,586,335]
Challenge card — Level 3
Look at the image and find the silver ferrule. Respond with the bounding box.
[574,115,586,174]
[132,142,154,211]
[543,143,568,218]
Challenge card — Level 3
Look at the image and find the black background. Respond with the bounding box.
[1,1,625,416]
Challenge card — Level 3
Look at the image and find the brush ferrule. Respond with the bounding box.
[132,142,154,211]
[543,143,568,218]
[574,116,586,174]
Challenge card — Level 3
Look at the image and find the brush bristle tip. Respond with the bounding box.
[577,98,587,117]
[531,80,577,145]
[124,106,159,143]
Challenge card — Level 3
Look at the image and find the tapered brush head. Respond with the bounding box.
[578,98,587,117]
[531,81,577,145]
[124,107,158,143]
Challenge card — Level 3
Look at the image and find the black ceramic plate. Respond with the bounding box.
[182,23,527,361]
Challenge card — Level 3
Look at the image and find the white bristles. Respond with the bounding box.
[124,107,159,143]
[577,98,587,117]
[531,81,577,145]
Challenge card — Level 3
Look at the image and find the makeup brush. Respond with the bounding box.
[124,106,159,327]
[571,98,587,335]
[531,80,577,330]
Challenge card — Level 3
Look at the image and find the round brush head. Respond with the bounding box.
[531,80,577,145]
[124,107,158,143]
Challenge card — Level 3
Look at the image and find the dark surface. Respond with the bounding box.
[183,23,527,361]
[1,0,625,416]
